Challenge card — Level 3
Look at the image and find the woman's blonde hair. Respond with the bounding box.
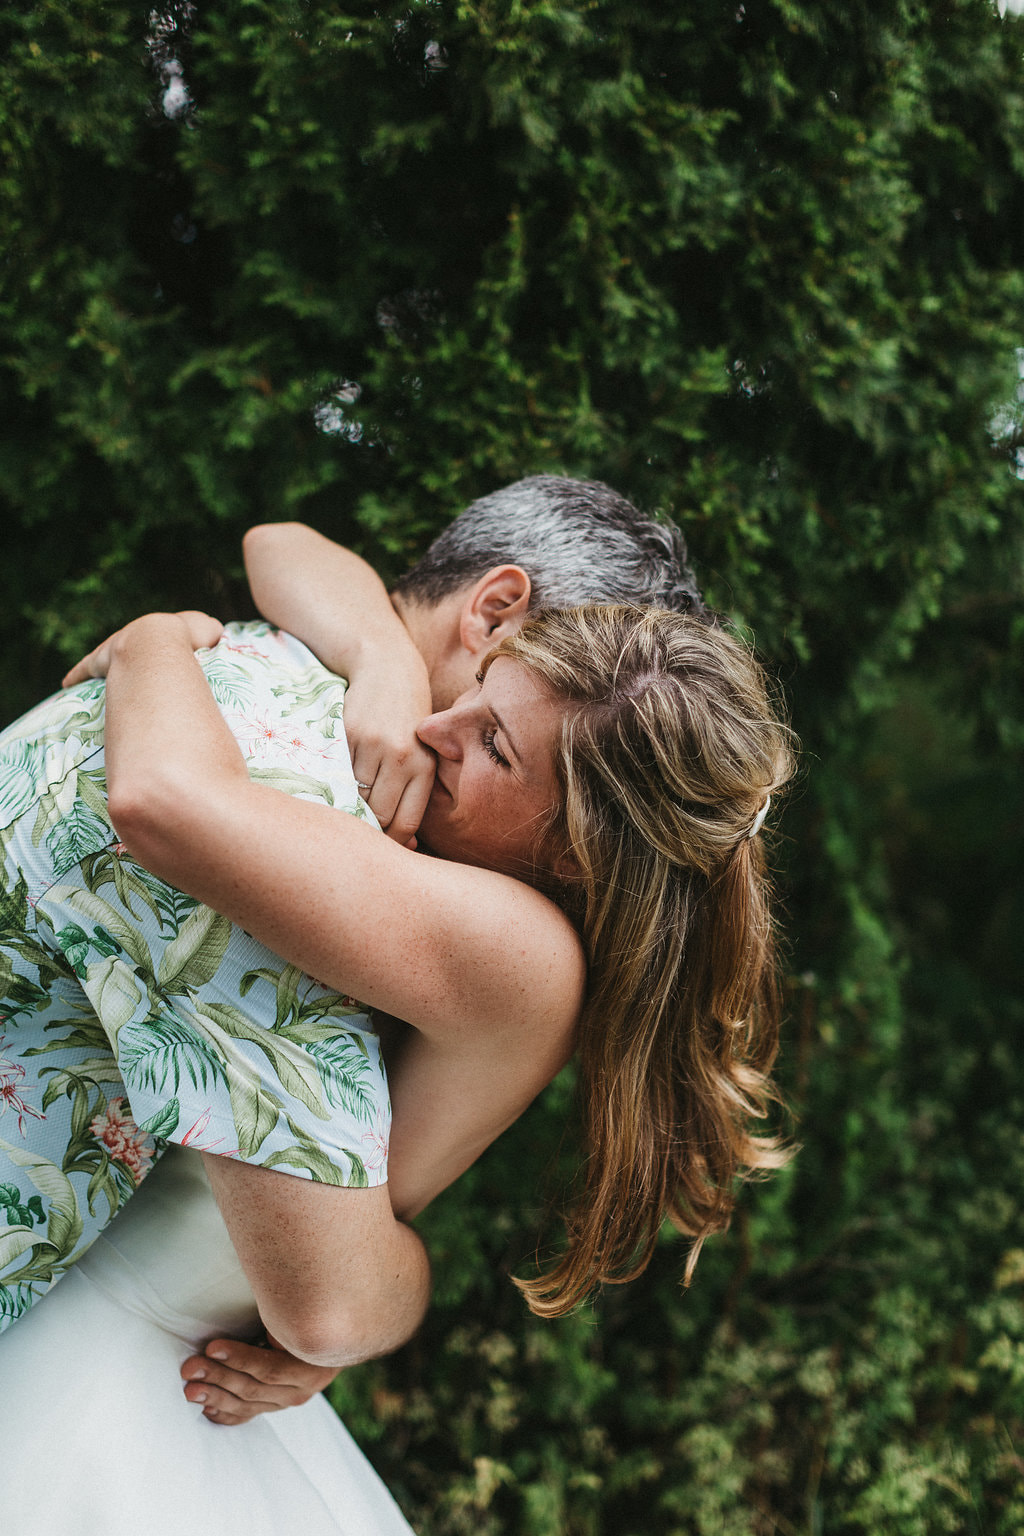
[488,605,797,1318]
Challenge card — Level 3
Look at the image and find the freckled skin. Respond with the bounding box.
[415,659,565,877]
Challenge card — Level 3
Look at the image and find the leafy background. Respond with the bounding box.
[1,2,1022,1531]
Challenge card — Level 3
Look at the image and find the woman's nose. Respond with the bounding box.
[416,709,459,759]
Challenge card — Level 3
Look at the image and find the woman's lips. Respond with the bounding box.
[430,771,453,801]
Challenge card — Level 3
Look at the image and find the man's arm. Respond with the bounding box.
[179,1017,570,1422]
[244,523,435,845]
[200,1158,431,1369]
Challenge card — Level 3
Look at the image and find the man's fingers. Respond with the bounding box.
[206,1337,297,1384]
[182,1339,299,1392]
[179,1338,340,1426]
[183,1376,284,1421]
[182,1358,295,1405]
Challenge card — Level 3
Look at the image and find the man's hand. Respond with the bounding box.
[181,1334,340,1426]
[345,654,436,848]
[62,611,225,687]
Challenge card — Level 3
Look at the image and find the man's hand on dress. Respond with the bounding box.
[61,611,225,687]
[180,1333,340,1426]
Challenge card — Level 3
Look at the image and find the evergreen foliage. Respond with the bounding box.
[2,2,1023,1529]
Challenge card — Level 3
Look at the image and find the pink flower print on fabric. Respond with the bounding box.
[361,1112,390,1174]
[228,708,339,769]
[0,1036,45,1136]
[179,1109,238,1157]
[90,1097,154,1185]
[219,639,274,661]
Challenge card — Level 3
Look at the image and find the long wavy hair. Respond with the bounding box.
[487,605,797,1318]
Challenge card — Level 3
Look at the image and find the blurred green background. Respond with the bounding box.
[2,2,1023,1530]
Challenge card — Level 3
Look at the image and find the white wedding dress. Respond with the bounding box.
[0,1148,416,1535]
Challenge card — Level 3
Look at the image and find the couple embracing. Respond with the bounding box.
[0,475,794,1534]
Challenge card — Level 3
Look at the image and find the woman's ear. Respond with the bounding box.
[458,565,532,658]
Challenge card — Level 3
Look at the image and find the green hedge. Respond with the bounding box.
[2,3,1023,1530]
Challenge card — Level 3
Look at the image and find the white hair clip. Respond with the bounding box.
[748,795,771,839]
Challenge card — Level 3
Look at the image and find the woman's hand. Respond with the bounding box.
[180,1334,340,1426]
[344,654,436,848]
[243,522,435,846]
[61,610,225,687]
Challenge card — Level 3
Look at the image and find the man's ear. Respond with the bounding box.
[458,565,532,658]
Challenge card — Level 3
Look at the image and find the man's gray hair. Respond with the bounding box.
[393,476,705,616]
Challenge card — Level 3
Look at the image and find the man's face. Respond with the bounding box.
[427,644,490,713]
[393,572,531,712]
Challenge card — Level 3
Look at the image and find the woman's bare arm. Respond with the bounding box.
[102,616,583,1056]
[243,523,406,682]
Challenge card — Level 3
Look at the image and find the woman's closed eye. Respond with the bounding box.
[482,726,510,768]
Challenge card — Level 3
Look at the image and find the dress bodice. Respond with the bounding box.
[76,1148,261,1348]
[0,1144,418,1536]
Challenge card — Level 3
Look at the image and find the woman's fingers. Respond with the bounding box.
[62,611,224,689]
[62,637,117,687]
[387,769,434,849]
[180,1336,340,1426]
[352,743,436,844]
[175,610,226,652]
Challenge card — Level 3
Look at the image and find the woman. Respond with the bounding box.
[1,601,794,1533]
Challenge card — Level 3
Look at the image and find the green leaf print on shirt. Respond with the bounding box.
[0,620,392,1333]
[83,957,145,1040]
[265,1131,367,1187]
[77,849,200,935]
[48,886,154,974]
[39,1056,127,1113]
[302,1035,381,1121]
[117,1014,228,1097]
[46,801,111,872]
[0,1186,44,1228]
[194,1000,333,1121]
[270,666,348,740]
[0,1137,84,1280]
[236,966,381,1119]
[0,867,31,943]
[0,1222,49,1329]
[0,962,52,1023]
[138,1099,180,1139]
[200,652,261,710]
[226,1072,285,1159]
[0,740,52,827]
[239,962,367,1033]
[246,764,338,805]
[155,906,232,993]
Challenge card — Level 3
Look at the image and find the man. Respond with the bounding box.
[244,475,703,846]
[0,475,702,1409]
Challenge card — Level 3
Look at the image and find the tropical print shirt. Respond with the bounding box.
[0,623,390,1328]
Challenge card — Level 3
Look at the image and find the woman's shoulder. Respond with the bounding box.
[402,854,587,1046]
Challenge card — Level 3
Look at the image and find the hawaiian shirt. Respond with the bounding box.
[0,623,390,1329]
